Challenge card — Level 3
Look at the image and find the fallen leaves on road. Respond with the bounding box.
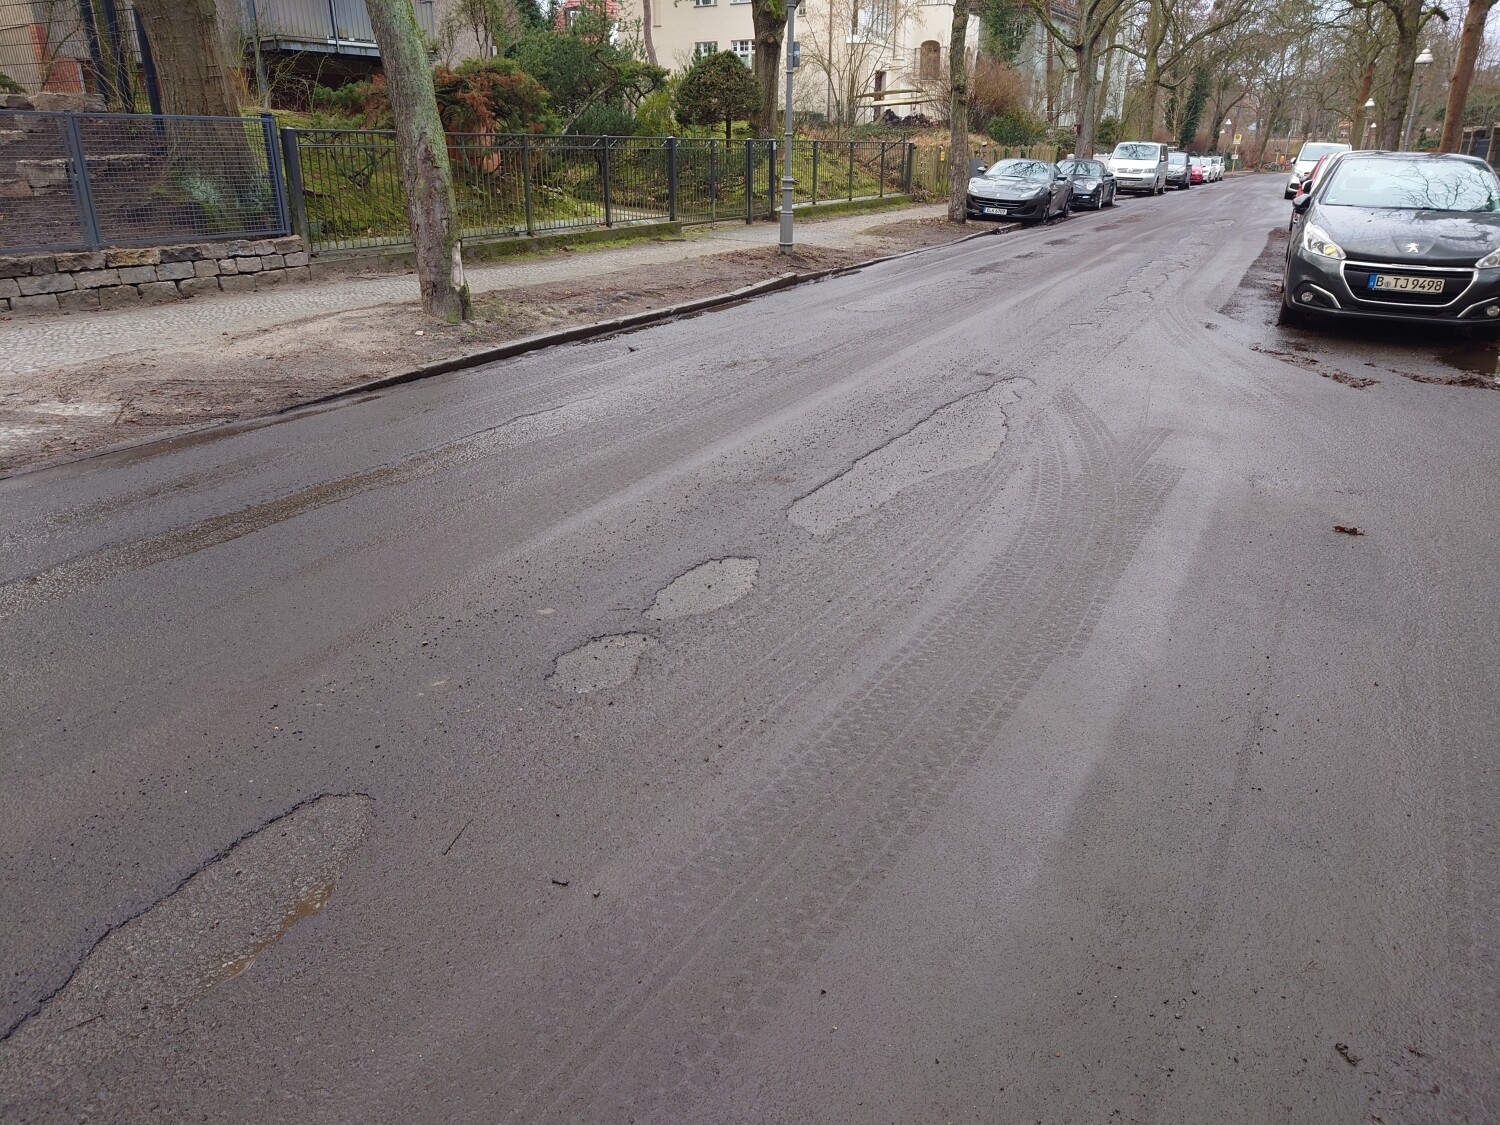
[1335,1042,1362,1067]
[1334,525,1365,536]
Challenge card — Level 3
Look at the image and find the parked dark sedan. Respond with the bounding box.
[965,158,1073,223]
[1057,158,1116,210]
[1280,151,1500,330]
[1166,149,1192,190]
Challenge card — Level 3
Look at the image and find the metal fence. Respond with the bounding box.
[0,110,290,254]
[1459,125,1500,165]
[283,130,918,253]
[2,113,1067,258]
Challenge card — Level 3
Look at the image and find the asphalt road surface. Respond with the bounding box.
[2,176,1496,1124]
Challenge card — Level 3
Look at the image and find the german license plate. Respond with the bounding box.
[982,206,1006,215]
[1369,274,1444,293]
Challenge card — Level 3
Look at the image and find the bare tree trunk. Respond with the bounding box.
[131,0,238,117]
[1351,58,1375,149]
[1074,37,1098,158]
[1439,0,1497,151]
[1380,0,1422,149]
[366,0,471,323]
[752,0,788,136]
[947,0,970,223]
[641,0,658,65]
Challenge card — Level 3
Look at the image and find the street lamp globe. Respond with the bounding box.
[1415,48,1434,67]
[1364,98,1376,110]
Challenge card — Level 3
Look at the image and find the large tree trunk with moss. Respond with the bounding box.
[1379,0,1422,149]
[751,0,787,136]
[1439,0,1497,151]
[947,0,970,223]
[132,0,264,230]
[366,0,472,323]
[130,0,239,116]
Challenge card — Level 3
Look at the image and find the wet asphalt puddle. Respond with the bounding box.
[1223,228,1500,392]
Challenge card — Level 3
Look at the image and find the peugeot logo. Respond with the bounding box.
[1404,242,1421,253]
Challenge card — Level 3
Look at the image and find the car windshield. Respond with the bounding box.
[984,159,1052,182]
[1189,156,1202,166]
[1321,159,1500,212]
[1298,143,1347,163]
[1113,143,1158,160]
[1168,152,1188,166]
[1058,160,1104,176]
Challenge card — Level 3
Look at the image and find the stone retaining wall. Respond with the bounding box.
[0,236,311,315]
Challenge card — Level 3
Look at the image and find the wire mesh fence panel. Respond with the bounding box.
[0,112,91,254]
[1,111,287,254]
[74,113,286,246]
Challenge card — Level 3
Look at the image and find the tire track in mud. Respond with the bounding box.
[409,396,1181,1120]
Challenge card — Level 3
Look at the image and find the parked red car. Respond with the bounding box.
[1189,155,1206,184]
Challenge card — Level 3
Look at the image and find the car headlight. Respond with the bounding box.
[1301,222,1346,261]
[1477,247,1500,268]
[1079,179,1099,189]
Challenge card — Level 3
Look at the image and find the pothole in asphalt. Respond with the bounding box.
[0,794,371,1100]
[550,633,655,692]
[646,558,759,621]
[788,379,1023,536]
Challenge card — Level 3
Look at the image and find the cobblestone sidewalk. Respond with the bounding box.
[9,206,947,376]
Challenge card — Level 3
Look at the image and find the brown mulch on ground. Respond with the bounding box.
[1,219,973,475]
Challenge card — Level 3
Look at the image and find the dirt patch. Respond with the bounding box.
[1250,344,1379,389]
[1399,370,1500,390]
[0,218,970,475]
[1221,227,1289,327]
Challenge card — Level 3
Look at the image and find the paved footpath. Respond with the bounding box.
[9,206,946,376]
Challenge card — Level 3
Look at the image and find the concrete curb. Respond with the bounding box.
[1,220,1016,481]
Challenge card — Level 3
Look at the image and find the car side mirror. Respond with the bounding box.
[1291,193,1312,213]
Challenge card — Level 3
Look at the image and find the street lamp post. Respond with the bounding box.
[1363,98,1375,149]
[779,0,798,253]
[1401,48,1435,151]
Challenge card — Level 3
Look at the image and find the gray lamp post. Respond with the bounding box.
[779,1,798,253]
[1364,98,1375,150]
[1401,48,1435,151]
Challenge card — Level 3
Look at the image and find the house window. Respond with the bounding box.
[732,39,754,65]
[731,0,751,5]
[694,40,719,58]
[694,0,716,6]
[919,40,940,81]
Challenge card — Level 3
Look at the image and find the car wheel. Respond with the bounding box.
[1059,193,1071,218]
[1105,186,1116,207]
[1090,189,1101,209]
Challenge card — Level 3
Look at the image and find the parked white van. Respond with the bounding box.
[1108,141,1169,194]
